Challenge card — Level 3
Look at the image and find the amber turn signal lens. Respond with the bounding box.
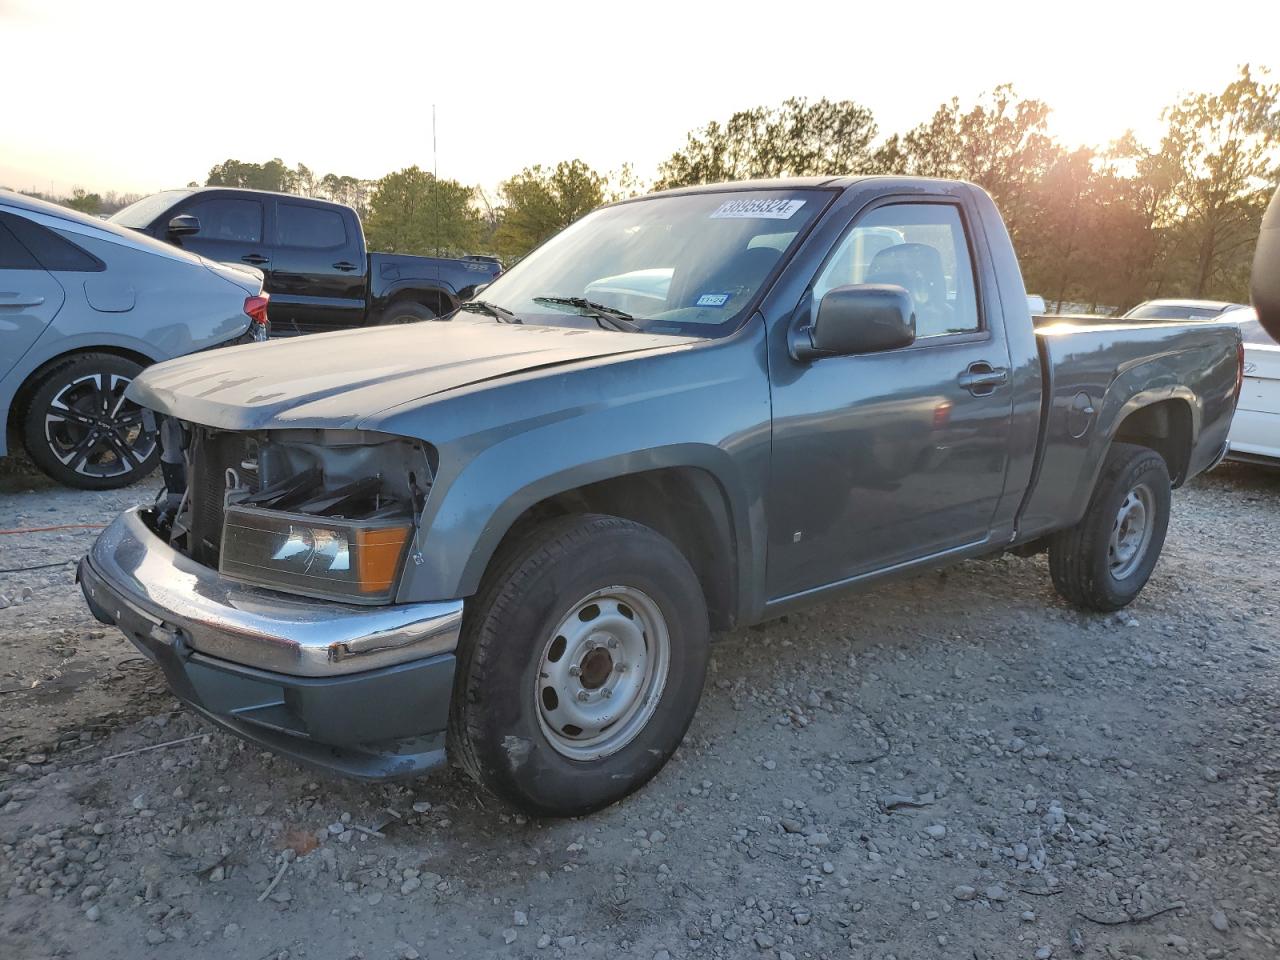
[355,525,412,594]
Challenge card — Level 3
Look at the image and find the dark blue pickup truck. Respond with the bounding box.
[109,188,501,335]
[82,176,1243,818]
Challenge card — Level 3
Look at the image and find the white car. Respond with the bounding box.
[1227,312,1280,465]
[1124,298,1250,321]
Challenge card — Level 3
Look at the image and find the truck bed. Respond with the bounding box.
[1015,319,1240,540]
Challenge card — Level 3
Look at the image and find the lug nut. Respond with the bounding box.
[576,690,589,702]
[601,688,613,699]
[615,663,627,673]
[607,637,618,649]
[568,665,580,677]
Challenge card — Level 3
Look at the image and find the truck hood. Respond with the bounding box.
[128,320,696,431]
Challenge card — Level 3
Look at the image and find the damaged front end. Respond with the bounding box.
[78,415,464,780]
[150,417,433,604]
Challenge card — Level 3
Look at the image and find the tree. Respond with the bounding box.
[363,166,481,256]
[878,85,1059,252]
[319,173,375,218]
[657,97,878,188]
[63,187,102,215]
[206,158,296,192]
[1156,65,1280,298]
[493,160,607,258]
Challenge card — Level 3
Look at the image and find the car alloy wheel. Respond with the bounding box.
[42,372,155,480]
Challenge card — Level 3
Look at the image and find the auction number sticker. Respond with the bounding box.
[696,292,732,307]
[709,198,806,219]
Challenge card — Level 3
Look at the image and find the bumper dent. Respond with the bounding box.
[83,508,463,677]
[79,508,461,780]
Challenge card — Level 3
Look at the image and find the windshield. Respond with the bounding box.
[470,189,829,336]
[108,189,192,228]
[1123,302,1237,321]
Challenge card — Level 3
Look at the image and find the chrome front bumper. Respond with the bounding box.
[81,507,462,678]
[78,508,462,779]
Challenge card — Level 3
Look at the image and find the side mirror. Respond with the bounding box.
[794,284,916,360]
[1252,184,1280,341]
[167,214,200,237]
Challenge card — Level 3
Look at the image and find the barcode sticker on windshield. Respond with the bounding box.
[710,198,806,220]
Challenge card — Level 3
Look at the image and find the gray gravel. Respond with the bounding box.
[1,459,1278,959]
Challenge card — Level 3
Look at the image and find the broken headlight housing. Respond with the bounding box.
[220,506,412,604]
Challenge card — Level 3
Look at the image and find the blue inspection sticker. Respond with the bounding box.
[696,292,732,308]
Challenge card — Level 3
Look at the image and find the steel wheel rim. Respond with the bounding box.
[43,373,154,479]
[1109,482,1155,580]
[534,585,671,762]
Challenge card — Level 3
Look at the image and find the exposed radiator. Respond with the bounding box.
[188,431,255,568]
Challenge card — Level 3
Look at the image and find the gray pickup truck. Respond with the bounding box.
[79,176,1243,817]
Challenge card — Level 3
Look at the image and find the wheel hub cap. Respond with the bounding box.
[1108,483,1155,580]
[534,586,671,761]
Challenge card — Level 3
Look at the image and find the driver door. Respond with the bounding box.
[766,197,1014,600]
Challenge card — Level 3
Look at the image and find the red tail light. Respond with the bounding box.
[244,294,270,341]
[244,293,270,327]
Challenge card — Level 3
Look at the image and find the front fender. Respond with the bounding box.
[382,326,772,617]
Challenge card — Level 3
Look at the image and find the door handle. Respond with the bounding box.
[0,293,45,307]
[332,261,358,271]
[241,253,270,265]
[958,362,1009,395]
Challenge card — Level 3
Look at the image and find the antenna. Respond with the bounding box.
[433,104,440,257]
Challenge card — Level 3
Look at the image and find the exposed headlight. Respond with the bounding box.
[220,505,412,604]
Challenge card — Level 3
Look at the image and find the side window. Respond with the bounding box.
[185,198,263,243]
[1,214,103,272]
[814,202,980,339]
[0,220,40,270]
[277,203,347,249]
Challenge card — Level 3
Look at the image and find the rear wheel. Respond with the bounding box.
[449,514,710,816]
[22,353,159,490]
[377,301,437,325]
[1048,442,1171,611]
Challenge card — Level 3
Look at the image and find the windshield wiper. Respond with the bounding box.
[532,296,642,333]
[458,299,520,324]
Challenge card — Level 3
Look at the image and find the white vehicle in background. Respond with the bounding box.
[1123,298,1250,321]
[1226,311,1280,466]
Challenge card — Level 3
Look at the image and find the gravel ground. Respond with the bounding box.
[1,455,1278,960]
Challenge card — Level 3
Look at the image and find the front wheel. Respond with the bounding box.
[449,514,710,816]
[22,353,159,490]
[1048,442,1171,611]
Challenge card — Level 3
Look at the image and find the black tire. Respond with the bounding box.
[377,301,437,325]
[1048,442,1171,612]
[449,514,710,817]
[22,353,159,490]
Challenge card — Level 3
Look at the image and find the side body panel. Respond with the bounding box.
[367,254,502,318]
[0,219,67,381]
[267,200,368,334]
[369,326,772,620]
[755,179,1041,610]
[1016,321,1240,539]
[1228,343,1280,462]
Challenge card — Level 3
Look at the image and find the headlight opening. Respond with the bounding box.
[220,505,412,604]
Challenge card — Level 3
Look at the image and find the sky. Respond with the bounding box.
[3,0,1278,199]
